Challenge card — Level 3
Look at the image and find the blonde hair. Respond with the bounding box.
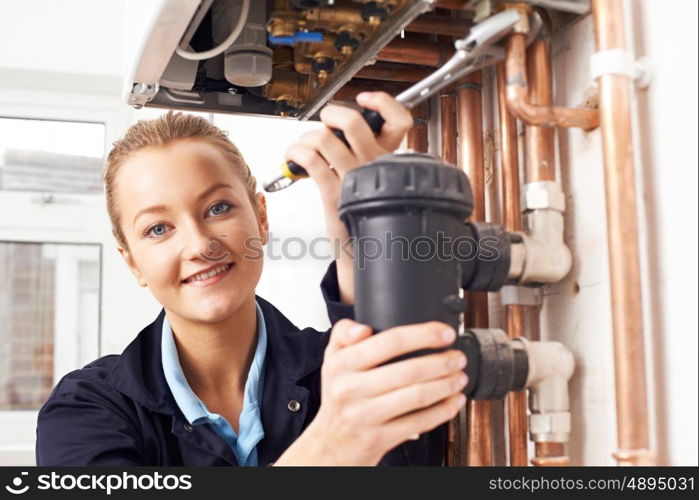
[103,111,258,249]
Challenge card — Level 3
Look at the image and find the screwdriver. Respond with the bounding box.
[262,9,520,193]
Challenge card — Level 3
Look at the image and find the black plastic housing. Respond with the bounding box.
[338,152,510,333]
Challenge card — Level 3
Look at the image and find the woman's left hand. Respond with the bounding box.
[284,91,413,304]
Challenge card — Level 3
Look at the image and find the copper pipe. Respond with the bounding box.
[454,72,494,466]
[441,72,461,468]
[497,65,522,234]
[441,90,462,467]
[407,120,429,152]
[466,402,494,466]
[505,33,599,130]
[333,79,409,102]
[532,443,570,466]
[436,0,473,9]
[377,39,455,67]
[355,62,433,83]
[440,92,457,165]
[407,14,471,38]
[525,39,556,182]
[591,0,653,467]
[497,63,528,467]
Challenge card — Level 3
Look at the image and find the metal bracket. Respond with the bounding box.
[128,83,160,109]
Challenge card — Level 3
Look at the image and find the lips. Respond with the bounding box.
[181,262,234,284]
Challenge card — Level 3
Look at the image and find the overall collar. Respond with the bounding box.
[104,296,328,417]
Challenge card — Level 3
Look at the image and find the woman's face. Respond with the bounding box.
[115,138,268,324]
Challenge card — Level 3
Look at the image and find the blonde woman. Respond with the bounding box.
[36,93,468,466]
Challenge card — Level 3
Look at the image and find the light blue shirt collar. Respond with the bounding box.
[161,301,267,466]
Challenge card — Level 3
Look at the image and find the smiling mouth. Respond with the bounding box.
[182,262,234,286]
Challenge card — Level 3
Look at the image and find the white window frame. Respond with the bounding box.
[0,77,158,465]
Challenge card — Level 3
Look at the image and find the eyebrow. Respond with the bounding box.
[131,182,235,227]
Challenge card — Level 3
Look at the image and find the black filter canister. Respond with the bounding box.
[338,152,527,401]
[338,152,474,333]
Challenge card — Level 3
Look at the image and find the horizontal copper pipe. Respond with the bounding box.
[505,33,599,130]
[377,39,455,67]
[355,62,433,83]
[592,0,653,466]
[436,0,473,9]
[407,14,471,38]
[333,79,409,101]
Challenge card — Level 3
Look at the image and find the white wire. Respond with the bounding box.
[175,0,251,61]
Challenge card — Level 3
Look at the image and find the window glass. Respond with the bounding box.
[0,242,101,410]
[0,117,105,193]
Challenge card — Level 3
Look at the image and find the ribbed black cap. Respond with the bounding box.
[338,152,473,217]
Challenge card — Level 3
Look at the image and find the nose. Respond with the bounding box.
[179,219,229,263]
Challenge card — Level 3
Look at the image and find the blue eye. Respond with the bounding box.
[145,223,168,238]
[208,201,232,216]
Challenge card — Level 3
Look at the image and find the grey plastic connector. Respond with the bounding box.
[516,337,575,443]
[521,180,566,212]
[514,181,572,284]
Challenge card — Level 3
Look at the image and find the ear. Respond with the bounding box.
[254,192,270,246]
[118,246,147,287]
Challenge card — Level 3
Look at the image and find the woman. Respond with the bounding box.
[36,92,468,466]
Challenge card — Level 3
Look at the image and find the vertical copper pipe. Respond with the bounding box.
[592,0,653,466]
[456,72,494,466]
[407,102,430,153]
[441,90,464,467]
[531,443,570,466]
[497,63,529,467]
[525,39,556,182]
[440,92,458,165]
[407,121,429,152]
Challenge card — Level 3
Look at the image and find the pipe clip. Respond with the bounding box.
[501,285,542,306]
[590,49,652,89]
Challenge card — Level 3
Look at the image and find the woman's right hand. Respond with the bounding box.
[275,319,468,466]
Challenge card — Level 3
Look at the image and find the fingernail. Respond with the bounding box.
[348,324,366,339]
[408,433,420,440]
[449,353,467,371]
[356,92,370,102]
[456,394,466,407]
[442,328,456,342]
[458,373,468,388]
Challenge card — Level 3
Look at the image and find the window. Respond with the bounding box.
[0,117,105,193]
[0,242,100,410]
